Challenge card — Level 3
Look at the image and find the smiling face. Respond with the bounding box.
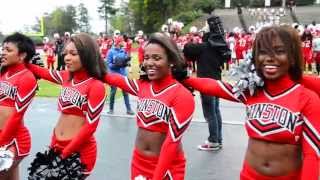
[255,35,290,80]
[1,42,25,67]
[63,42,83,72]
[143,43,171,81]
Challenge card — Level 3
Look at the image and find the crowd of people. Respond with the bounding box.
[0,12,319,180]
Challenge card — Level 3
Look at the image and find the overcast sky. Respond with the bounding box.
[0,0,124,34]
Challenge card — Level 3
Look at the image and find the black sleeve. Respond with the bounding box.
[183,43,203,60]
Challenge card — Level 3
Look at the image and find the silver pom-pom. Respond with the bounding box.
[229,57,264,98]
[0,147,14,171]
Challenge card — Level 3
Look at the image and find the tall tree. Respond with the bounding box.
[77,3,91,33]
[31,17,42,33]
[42,6,78,37]
[0,31,5,42]
[63,5,78,33]
[194,0,222,14]
[129,0,195,33]
[50,7,65,35]
[98,0,117,33]
[128,0,144,32]
[111,0,133,34]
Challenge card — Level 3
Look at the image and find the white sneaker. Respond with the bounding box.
[197,140,221,151]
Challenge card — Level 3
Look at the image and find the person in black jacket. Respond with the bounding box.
[54,33,66,70]
[183,15,230,151]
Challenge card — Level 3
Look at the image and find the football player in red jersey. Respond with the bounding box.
[0,33,37,180]
[104,33,195,180]
[27,33,106,178]
[235,32,248,63]
[183,26,319,180]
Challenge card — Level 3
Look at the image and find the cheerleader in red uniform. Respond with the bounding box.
[0,33,37,179]
[27,33,106,178]
[100,34,112,60]
[44,43,55,70]
[135,31,145,66]
[105,33,195,180]
[301,30,313,72]
[123,34,133,57]
[183,26,319,180]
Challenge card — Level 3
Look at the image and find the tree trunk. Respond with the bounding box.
[105,5,108,33]
[105,18,108,33]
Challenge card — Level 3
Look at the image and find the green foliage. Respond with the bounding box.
[128,0,144,32]
[249,0,264,7]
[43,5,78,36]
[128,0,189,33]
[295,0,315,5]
[128,0,225,33]
[194,0,223,13]
[111,0,134,35]
[77,3,91,33]
[0,32,5,42]
[29,36,43,46]
[98,0,117,33]
[142,1,165,33]
[64,5,78,32]
[125,0,316,34]
[232,0,251,7]
[110,15,131,34]
[173,11,202,26]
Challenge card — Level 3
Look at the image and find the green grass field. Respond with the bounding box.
[36,52,140,98]
[36,80,61,97]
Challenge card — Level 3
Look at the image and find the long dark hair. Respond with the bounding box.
[141,32,187,80]
[1,33,36,73]
[68,33,106,80]
[252,26,303,81]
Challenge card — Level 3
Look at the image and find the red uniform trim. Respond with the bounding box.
[104,74,195,179]
[0,127,31,158]
[27,65,106,165]
[0,64,37,149]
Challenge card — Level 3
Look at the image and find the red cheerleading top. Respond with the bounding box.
[104,73,195,179]
[0,63,37,146]
[184,75,320,179]
[302,75,320,96]
[27,64,106,158]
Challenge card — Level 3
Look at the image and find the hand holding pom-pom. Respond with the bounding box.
[28,148,85,180]
[229,57,264,98]
[30,53,44,67]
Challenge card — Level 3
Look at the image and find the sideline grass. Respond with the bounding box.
[36,80,61,97]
